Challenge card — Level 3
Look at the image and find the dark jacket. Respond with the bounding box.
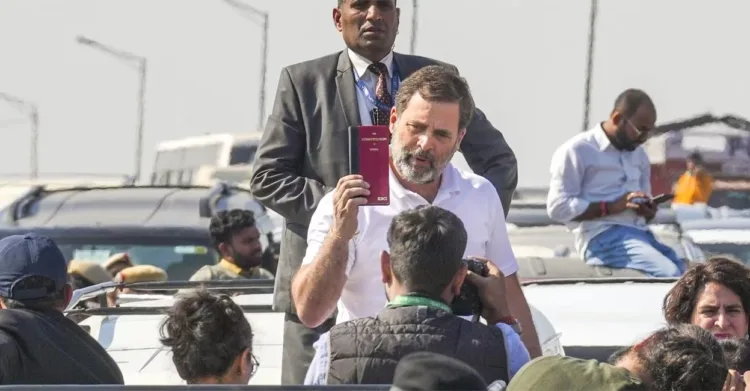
[326,306,510,385]
[0,308,124,384]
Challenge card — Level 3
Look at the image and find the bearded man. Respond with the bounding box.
[546,88,685,277]
[190,209,274,281]
[290,65,535,355]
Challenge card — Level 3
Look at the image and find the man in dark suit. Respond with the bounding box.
[250,0,526,385]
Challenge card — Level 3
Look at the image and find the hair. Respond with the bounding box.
[663,256,750,324]
[688,151,704,165]
[386,205,467,297]
[611,88,655,118]
[338,0,397,7]
[395,65,475,131]
[0,276,67,311]
[720,338,750,373]
[209,209,257,253]
[635,324,727,391]
[159,288,254,383]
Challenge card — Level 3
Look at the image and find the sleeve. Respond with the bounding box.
[486,190,519,276]
[188,266,213,281]
[494,323,531,379]
[640,152,652,196]
[0,332,20,383]
[546,143,590,222]
[249,67,331,226]
[301,192,357,276]
[304,331,331,385]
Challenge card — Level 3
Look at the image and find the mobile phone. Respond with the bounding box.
[651,193,675,204]
[348,126,390,206]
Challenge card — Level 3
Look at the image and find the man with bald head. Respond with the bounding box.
[251,0,523,384]
[547,89,685,277]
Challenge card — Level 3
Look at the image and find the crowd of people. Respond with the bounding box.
[0,0,746,389]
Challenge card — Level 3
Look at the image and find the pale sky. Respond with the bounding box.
[1,0,749,186]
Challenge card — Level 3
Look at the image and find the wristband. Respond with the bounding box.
[600,201,608,216]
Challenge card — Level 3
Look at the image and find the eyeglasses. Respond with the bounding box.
[249,354,260,378]
[627,119,651,141]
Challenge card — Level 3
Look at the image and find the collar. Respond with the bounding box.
[218,259,244,276]
[347,48,395,79]
[592,123,614,152]
[390,161,461,200]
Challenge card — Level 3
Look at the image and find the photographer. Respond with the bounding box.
[304,206,529,386]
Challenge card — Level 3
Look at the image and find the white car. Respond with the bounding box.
[523,277,677,362]
[682,217,750,264]
[66,280,564,385]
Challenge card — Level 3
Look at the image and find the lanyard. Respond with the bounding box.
[353,63,400,112]
[387,295,452,314]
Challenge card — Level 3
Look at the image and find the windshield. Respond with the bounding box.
[695,242,750,265]
[54,237,220,281]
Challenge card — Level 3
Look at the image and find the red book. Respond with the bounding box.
[348,126,390,206]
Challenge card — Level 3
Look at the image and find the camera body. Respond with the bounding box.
[451,259,489,317]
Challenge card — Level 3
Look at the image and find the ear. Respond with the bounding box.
[451,263,468,296]
[381,250,392,284]
[610,110,623,125]
[389,106,398,134]
[218,242,231,259]
[396,6,401,26]
[457,128,467,145]
[333,7,343,32]
[238,348,251,376]
[62,283,74,308]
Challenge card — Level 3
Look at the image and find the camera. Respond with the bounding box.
[451,258,489,318]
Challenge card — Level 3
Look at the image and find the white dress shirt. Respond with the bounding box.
[302,163,518,325]
[347,49,398,126]
[546,125,652,255]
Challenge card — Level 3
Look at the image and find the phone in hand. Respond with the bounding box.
[651,193,675,205]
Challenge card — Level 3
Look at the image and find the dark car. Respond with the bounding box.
[0,183,280,280]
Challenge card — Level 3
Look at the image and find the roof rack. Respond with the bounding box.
[65,279,274,312]
[653,113,750,136]
[198,182,232,218]
[1,185,45,224]
[522,276,679,287]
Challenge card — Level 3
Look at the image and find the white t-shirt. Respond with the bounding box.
[301,163,518,325]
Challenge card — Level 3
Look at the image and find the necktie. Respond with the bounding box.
[367,62,392,126]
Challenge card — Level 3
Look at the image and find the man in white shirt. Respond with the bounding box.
[291,64,541,357]
[546,89,685,277]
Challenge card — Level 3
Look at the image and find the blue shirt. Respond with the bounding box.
[304,321,530,385]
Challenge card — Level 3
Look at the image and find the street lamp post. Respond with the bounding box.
[76,35,147,183]
[223,0,269,131]
[0,92,39,179]
[581,0,599,131]
[410,0,419,54]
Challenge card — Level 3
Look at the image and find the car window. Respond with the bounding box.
[59,243,220,281]
[694,242,750,265]
[229,144,257,165]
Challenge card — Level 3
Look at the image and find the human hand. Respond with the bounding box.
[464,256,510,324]
[331,175,369,241]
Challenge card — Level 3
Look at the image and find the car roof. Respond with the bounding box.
[0,184,270,232]
[506,204,679,227]
[523,278,677,347]
[517,257,649,280]
[681,217,750,231]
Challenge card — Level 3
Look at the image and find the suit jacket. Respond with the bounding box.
[250,50,518,314]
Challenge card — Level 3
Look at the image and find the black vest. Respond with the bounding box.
[326,306,510,385]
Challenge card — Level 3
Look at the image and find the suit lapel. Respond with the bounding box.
[335,51,362,127]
